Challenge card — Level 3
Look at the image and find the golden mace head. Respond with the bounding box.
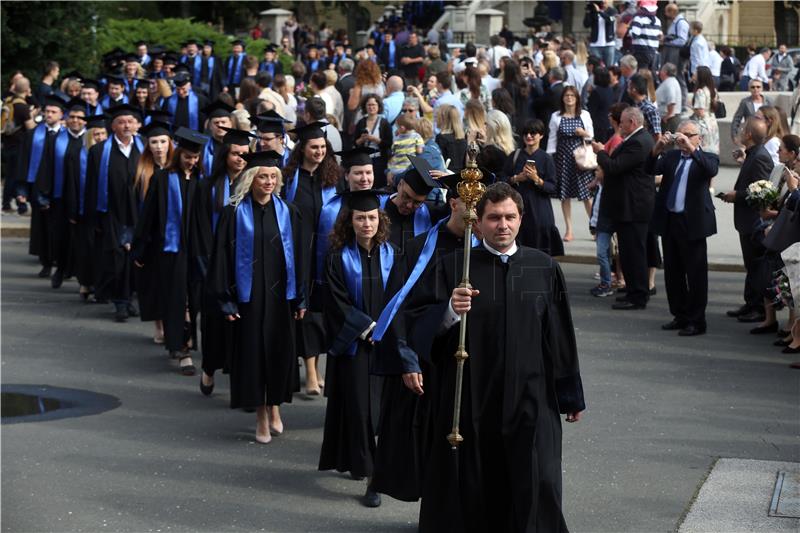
[458,143,486,209]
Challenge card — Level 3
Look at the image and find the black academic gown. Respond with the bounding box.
[131,169,163,322]
[18,126,58,266]
[187,55,224,101]
[162,93,209,132]
[44,132,84,276]
[318,242,395,478]
[64,134,94,287]
[407,245,585,533]
[194,171,238,375]
[132,169,200,352]
[208,199,303,409]
[85,139,142,302]
[372,221,469,502]
[281,167,329,357]
[383,198,448,254]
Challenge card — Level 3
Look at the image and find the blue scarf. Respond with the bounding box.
[210,174,230,232]
[96,136,144,213]
[372,216,479,341]
[202,140,215,179]
[234,194,296,303]
[51,129,71,199]
[167,92,199,131]
[227,53,246,86]
[341,240,394,355]
[78,147,88,215]
[164,172,183,252]
[25,124,47,184]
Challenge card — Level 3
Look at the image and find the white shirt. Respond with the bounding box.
[669,153,693,213]
[115,135,133,158]
[441,240,519,329]
[708,50,723,76]
[46,124,61,135]
[623,125,644,142]
[68,128,86,140]
[481,75,501,94]
[745,54,769,83]
[565,64,588,94]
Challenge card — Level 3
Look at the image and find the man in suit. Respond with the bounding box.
[721,116,774,323]
[649,120,720,335]
[335,58,356,150]
[592,107,656,310]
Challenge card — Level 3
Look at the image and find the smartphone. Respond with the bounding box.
[525,160,537,168]
[715,192,725,199]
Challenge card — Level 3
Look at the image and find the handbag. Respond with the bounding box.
[573,139,598,171]
[763,204,800,252]
[714,98,727,119]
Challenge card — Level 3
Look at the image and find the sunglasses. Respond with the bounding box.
[402,108,416,113]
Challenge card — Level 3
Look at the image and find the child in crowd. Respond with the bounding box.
[386,114,424,186]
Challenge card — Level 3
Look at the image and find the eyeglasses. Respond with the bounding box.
[399,189,425,207]
[684,133,699,138]
[749,85,762,90]
[402,108,416,113]
[523,132,537,137]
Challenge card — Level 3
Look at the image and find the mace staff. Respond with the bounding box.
[446,142,486,450]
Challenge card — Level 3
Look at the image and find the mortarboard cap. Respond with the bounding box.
[105,75,125,86]
[173,73,191,87]
[219,126,257,146]
[81,78,100,90]
[66,97,87,114]
[63,70,83,81]
[86,114,108,129]
[254,109,290,133]
[402,155,440,195]
[264,44,278,53]
[202,100,235,119]
[185,39,198,46]
[242,150,283,169]
[163,54,179,65]
[291,121,327,142]
[174,127,209,153]
[139,121,172,138]
[336,146,379,169]
[123,52,140,63]
[342,188,381,212]
[106,103,143,122]
[43,93,68,110]
[232,39,245,47]
[146,109,172,123]
[135,40,147,47]
[203,39,215,47]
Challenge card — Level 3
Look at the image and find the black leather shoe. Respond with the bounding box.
[777,329,791,338]
[199,374,214,396]
[726,305,750,318]
[113,304,129,322]
[50,269,63,289]
[649,287,657,296]
[679,324,706,336]
[782,345,800,354]
[362,487,381,508]
[38,266,52,278]
[615,295,629,302]
[662,319,686,330]
[737,311,766,323]
[612,301,645,310]
[750,322,778,334]
[775,338,792,347]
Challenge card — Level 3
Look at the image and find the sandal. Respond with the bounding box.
[179,355,196,376]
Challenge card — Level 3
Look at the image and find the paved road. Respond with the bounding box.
[2,238,797,532]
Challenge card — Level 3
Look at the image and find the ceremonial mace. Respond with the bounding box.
[446,142,485,450]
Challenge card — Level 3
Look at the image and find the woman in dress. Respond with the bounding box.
[353,95,392,189]
[132,121,174,344]
[132,127,208,375]
[319,188,396,508]
[458,65,491,111]
[756,106,787,165]
[547,85,595,242]
[691,66,720,155]
[208,151,304,443]
[504,119,563,256]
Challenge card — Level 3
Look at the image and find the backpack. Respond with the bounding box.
[1,96,25,136]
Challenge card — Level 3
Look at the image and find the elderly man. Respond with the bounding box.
[656,63,682,132]
[382,75,406,124]
[662,2,690,106]
[731,79,774,144]
[721,117,774,323]
[649,120,720,335]
[771,44,794,92]
[592,107,655,310]
[741,47,771,90]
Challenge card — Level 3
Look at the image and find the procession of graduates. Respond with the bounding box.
[11,40,585,533]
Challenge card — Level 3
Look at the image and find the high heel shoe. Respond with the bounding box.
[750,322,778,335]
[774,338,792,347]
[199,373,214,396]
[782,345,800,354]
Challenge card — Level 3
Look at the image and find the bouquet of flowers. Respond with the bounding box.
[746,180,780,209]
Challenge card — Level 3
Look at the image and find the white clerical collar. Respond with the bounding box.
[482,239,518,258]
[623,126,644,142]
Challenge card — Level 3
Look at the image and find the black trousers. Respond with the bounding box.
[738,231,765,310]
[616,221,650,306]
[663,213,708,326]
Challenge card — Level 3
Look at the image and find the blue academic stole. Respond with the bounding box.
[78,147,88,215]
[25,124,47,184]
[227,53,246,85]
[210,174,230,232]
[123,77,137,95]
[86,102,104,117]
[96,136,144,213]
[51,129,71,199]
[100,94,128,108]
[202,140,215,179]
[259,61,276,79]
[163,172,183,253]
[167,92,199,131]
[413,202,432,235]
[284,168,336,207]
[389,41,396,68]
[341,240,394,355]
[234,194,296,303]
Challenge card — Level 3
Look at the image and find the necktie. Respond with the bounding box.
[500,254,509,264]
[667,157,690,212]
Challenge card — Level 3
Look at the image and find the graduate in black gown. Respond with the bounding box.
[16,93,68,279]
[318,189,398,509]
[282,122,341,395]
[66,114,108,301]
[83,103,144,321]
[161,71,208,133]
[194,126,255,395]
[504,119,564,257]
[208,151,305,443]
[199,101,235,177]
[406,182,585,533]
[382,155,448,253]
[132,127,209,375]
[131,120,175,343]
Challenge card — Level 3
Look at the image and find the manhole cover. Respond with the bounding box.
[769,470,800,518]
[1,385,120,424]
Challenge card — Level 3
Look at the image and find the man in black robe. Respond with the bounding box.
[100,76,128,109]
[162,72,208,133]
[16,93,68,278]
[85,104,144,321]
[200,100,234,176]
[406,182,585,532]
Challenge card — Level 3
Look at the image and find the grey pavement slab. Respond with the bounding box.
[2,238,798,532]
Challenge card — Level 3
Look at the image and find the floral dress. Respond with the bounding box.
[555,115,594,200]
[692,87,720,154]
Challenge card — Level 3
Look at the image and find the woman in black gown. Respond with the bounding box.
[319,189,397,508]
[208,151,305,443]
[132,127,208,375]
[193,126,255,396]
[504,119,564,257]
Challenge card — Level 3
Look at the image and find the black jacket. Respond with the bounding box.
[733,144,773,233]
[648,147,720,240]
[597,128,655,222]
[583,5,617,45]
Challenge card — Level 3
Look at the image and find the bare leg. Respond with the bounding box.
[562,199,573,241]
[255,405,271,444]
[305,356,320,394]
[154,320,165,344]
[758,297,777,327]
[268,405,284,435]
[648,268,656,291]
